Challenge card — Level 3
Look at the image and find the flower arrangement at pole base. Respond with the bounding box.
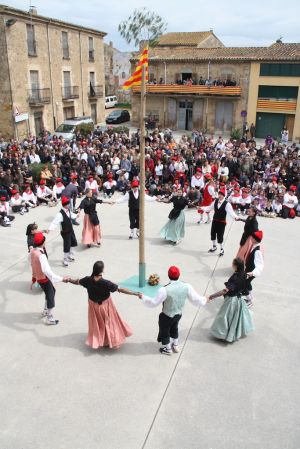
[148,273,160,286]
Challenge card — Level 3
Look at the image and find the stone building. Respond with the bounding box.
[131,32,300,140]
[104,41,131,103]
[0,5,106,138]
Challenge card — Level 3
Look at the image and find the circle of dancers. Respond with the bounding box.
[28,180,264,354]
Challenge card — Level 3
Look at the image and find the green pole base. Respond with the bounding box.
[139,263,146,288]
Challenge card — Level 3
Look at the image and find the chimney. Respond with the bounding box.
[29,6,37,15]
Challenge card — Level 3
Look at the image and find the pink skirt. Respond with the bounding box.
[82,214,101,245]
[86,297,132,349]
[236,236,254,262]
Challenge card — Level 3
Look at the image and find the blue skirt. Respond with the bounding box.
[211,295,254,342]
[160,210,185,242]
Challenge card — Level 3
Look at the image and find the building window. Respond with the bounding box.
[62,31,70,59]
[258,85,298,99]
[121,72,126,79]
[89,72,95,96]
[260,63,300,77]
[63,71,71,97]
[30,70,40,99]
[89,37,94,61]
[27,24,37,56]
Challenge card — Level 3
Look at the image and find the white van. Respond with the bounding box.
[105,96,117,109]
[53,116,94,141]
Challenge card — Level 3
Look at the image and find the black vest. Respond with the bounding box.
[245,246,260,273]
[213,199,227,221]
[128,190,139,211]
[60,208,73,234]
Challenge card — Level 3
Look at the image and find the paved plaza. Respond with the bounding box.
[0,199,299,449]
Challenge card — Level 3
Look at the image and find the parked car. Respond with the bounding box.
[105,96,118,109]
[53,116,94,141]
[106,110,130,124]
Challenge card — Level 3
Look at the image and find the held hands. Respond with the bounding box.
[63,276,70,283]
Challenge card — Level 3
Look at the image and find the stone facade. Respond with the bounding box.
[132,60,250,133]
[131,34,300,136]
[0,5,106,138]
[104,42,131,103]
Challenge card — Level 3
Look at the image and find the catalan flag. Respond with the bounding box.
[122,47,148,90]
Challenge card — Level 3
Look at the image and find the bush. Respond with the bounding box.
[116,103,131,109]
[30,163,46,182]
[230,128,242,140]
[76,123,94,137]
[107,126,130,135]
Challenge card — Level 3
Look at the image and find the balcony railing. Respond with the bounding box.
[88,85,103,98]
[28,88,51,105]
[257,98,297,112]
[132,84,241,96]
[62,86,79,100]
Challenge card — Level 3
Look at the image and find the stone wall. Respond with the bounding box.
[1,12,105,137]
[131,61,250,133]
[0,20,14,138]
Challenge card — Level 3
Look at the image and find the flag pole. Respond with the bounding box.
[139,64,146,287]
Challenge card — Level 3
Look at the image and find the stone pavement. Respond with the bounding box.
[0,200,299,449]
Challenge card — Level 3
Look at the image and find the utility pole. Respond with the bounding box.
[139,64,146,287]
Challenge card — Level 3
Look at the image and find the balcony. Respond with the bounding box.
[132,84,241,97]
[88,85,103,99]
[62,86,79,100]
[28,88,51,106]
[257,98,297,113]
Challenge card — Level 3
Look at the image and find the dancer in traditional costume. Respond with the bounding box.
[200,188,238,256]
[244,230,264,307]
[36,180,54,206]
[160,189,189,245]
[52,177,65,202]
[281,185,298,219]
[228,185,241,211]
[114,180,157,239]
[85,175,98,195]
[236,206,259,262]
[30,232,68,325]
[22,184,37,208]
[208,258,254,342]
[0,196,14,226]
[66,260,140,349]
[47,196,78,267]
[77,188,112,248]
[140,266,207,355]
[197,173,215,224]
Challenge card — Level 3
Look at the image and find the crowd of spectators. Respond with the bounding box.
[0,125,299,227]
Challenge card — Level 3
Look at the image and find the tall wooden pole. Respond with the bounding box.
[139,64,146,287]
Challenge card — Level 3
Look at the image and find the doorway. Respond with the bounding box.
[91,103,97,124]
[34,111,43,136]
[63,106,75,120]
[178,100,193,130]
[215,101,233,132]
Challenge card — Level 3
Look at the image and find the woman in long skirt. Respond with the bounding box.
[67,261,140,349]
[208,258,254,343]
[160,189,189,245]
[236,206,259,262]
[77,188,112,248]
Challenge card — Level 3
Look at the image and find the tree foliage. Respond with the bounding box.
[118,7,167,47]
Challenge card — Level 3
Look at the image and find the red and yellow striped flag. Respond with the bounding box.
[122,47,148,90]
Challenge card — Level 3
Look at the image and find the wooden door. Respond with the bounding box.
[285,115,295,139]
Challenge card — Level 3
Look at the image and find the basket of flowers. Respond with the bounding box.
[148,273,160,286]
